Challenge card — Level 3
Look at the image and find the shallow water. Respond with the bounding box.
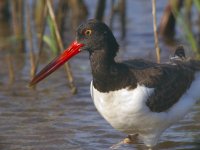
[0,0,200,150]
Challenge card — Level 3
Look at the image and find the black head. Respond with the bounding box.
[76,19,119,58]
[29,19,119,86]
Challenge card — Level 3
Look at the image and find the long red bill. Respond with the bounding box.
[29,41,84,86]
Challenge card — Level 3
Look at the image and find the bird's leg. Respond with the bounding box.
[110,134,138,149]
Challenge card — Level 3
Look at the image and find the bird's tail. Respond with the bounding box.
[170,45,186,61]
[170,46,200,71]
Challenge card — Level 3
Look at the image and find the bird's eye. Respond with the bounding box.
[84,29,92,36]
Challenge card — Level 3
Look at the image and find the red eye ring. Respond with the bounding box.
[84,29,92,36]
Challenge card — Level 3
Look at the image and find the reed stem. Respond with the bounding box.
[152,0,161,63]
[47,0,77,94]
[26,1,36,81]
[6,55,15,84]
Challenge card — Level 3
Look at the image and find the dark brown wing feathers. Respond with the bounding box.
[124,59,199,112]
[145,64,194,112]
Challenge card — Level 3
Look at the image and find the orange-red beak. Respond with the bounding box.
[29,41,84,86]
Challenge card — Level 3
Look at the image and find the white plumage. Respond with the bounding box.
[90,72,200,147]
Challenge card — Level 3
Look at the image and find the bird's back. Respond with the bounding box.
[123,57,200,112]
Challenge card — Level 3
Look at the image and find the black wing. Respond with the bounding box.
[124,59,196,112]
[145,64,194,112]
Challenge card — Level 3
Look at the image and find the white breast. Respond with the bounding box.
[90,83,156,132]
[90,72,200,147]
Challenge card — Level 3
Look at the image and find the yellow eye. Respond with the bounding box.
[84,29,92,36]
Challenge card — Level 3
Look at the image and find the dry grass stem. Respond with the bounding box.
[34,0,47,80]
[152,0,161,63]
[26,1,36,80]
[10,0,25,53]
[6,55,15,84]
[47,0,77,94]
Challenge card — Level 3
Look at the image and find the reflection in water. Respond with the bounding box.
[0,0,200,150]
[0,20,11,51]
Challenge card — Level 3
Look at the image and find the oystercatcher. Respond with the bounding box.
[30,19,200,148]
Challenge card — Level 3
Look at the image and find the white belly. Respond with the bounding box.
[90,72,200,146]
[91,84,164,133]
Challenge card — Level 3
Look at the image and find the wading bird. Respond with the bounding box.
[30,19,200,148]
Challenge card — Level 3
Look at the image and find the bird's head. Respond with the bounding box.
[76,19,118,55]
[29,19,119,86]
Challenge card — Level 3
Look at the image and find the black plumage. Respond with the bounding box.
[76,19,200,112]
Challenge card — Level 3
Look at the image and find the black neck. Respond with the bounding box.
[90,49,115,78]
[89,49,132,92]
